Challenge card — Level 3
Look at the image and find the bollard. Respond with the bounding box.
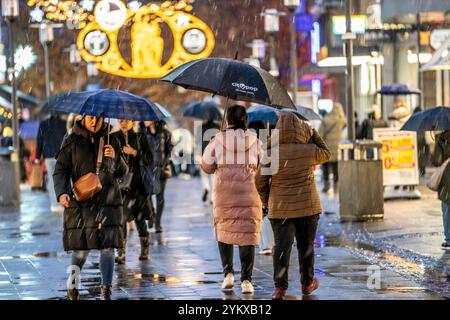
[0,147,20,210]
[338,140,384,222]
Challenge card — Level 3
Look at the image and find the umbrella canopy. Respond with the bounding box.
[53,89,165,121]
[160,58,295,109]
[156,103,172,120]
[247,105,319,125]
[378,83,421,95]
[294,106,322,121]
[177,100,223,122]
[401,106,450,131]
[40,93,67,115]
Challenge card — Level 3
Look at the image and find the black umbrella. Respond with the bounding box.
[177,100,223,122]
[160,58,295,109]
[401,106,450,131]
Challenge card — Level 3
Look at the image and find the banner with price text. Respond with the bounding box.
[373,128,419,186]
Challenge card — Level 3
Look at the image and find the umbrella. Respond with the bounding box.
[40,93,67,115]
[160,58,295,109]
[177,100,223,122]
[247,105,319,125]
[156,103,172,120]
[378,84,421,95]
[53,89,165,121]
[401,106,450,131]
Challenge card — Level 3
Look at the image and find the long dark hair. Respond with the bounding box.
[226,105,248,130]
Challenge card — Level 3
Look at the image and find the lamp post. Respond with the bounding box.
[39,23,54,98]
[343,0,356,141]
[284,0,300,105]
[262,9,285,77]
[69,44,82,91]
[1,0,20,208]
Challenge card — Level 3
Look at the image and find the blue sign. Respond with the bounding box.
[295,13,313,32]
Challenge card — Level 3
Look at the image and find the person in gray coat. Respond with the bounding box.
[319,102,347,193]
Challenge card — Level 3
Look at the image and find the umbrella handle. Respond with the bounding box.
[107,118,110,145]
[221,97,229,131]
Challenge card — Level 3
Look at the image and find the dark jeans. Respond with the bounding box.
[270,214,320,289]
[322,161,338,182]
[155,179,167,228]
[218,242,255,282]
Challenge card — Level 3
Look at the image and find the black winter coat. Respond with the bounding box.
[36,116,67,159]
[53,120,128,251]
[432,131,450,204]
[143,126,173,179]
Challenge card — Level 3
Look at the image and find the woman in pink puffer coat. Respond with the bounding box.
[202,105,262,294]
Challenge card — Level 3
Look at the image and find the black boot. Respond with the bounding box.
[139,236,149,260]
[100,285,112,300]
[202,189,208,202]
[67,288,80,300]
[115,240,126,264]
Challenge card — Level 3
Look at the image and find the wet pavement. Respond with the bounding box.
[0,175,447,300]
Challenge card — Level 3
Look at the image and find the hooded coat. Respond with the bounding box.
[53,120,128,251]
[319,103,347,162]
[201,129,262,246]
[432,130,450,205]
[256,113,331,219]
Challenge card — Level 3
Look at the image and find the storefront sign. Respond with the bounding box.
[332,15,367,35]
[373,128,419,186]
[430,29,450,50]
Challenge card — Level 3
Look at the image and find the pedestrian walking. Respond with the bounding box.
[53,116,128,300]
[357,105,388,140]
[318,102,346,193]
[202,105,262,295]
[413,106,430,176]
[195,118,220,202]
[256,112,331,299]
[141,120,173,233]
[112,119,153,263]
[36,114,67,212]
[431,130,450,249]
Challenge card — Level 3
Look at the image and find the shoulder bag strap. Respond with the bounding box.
[96,137,104,174]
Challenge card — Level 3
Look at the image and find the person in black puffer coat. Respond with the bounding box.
[53,116,128,300]
[111,119,153,263]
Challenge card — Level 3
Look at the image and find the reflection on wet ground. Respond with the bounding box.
[0,179,447,299]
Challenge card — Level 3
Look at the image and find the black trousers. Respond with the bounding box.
[270,214,320,289]
[218,242,255,282]
[122,193,150,239]
[322,161,338,182]
[155,179,167,228]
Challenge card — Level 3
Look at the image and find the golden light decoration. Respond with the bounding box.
[27,0,214,79]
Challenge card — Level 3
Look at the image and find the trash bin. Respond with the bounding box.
[338,140,384,222]
[0,146,20,210]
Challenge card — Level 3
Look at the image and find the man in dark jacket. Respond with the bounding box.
[53,116,128,300]
[432,130,450,249]
[142,120,173,233]
[36,114,67,211]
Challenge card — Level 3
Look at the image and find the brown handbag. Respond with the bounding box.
[73,137,104,201]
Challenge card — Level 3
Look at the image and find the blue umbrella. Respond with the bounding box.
[247,105,319,125]
[401,106,450,131]
[156,103,172,120]
[378,83,421,95]
[53,89,165,121]
[177,100,223,121]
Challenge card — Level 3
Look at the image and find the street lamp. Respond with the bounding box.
[1,0,20,208]
[261,9,285,77]
[69,44,82,91]
[39,23,54,98]
[284,0,300,105]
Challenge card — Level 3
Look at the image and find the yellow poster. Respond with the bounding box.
[373,128,419,186]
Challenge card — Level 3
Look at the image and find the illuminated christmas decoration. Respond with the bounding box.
[14,45,37,77]
[80,0,96,12]
[30,7,44,22]
[27,0,215,79]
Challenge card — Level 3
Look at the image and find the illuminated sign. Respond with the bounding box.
[310,21,320,64]
[27,1,215,79]
[332,15,367,35]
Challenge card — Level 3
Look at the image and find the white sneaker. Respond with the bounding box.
[221,273,234,290]
[258,248,272,255]
[241,280,254,294]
